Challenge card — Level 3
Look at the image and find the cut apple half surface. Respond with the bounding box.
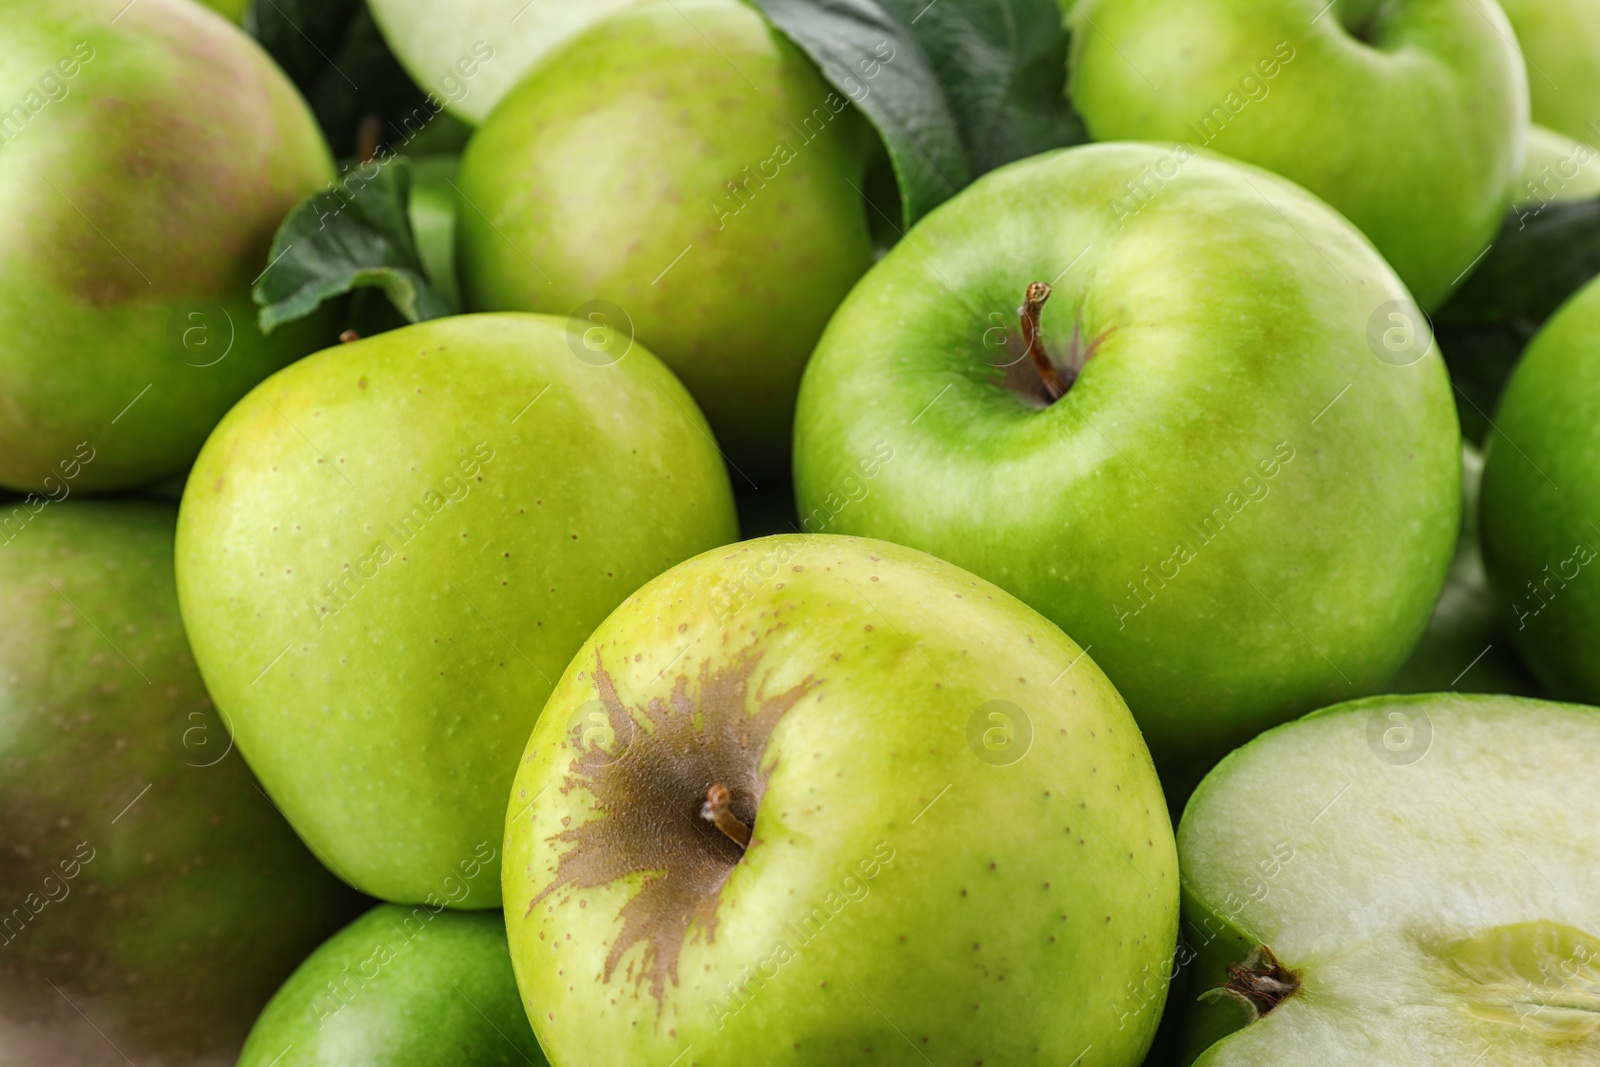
[1178,693,1600,1066]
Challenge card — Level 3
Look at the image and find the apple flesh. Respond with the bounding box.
[1177,693,1600,1065]
[1066,0,1528,309]
[176,312,738,908]
[793,142,1460,794]
[0,501,362,1066]
[0,0,337,492]
[456,0,876,475]
[1480,272,1600,701]
[503,534,1178,1066]
[238,904,547,1066]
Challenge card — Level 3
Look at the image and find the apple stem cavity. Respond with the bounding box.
[1207,945,1302,1022]
[1019,282,1069,401]
[702,783,751,849]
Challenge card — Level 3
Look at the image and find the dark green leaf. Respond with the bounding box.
[754,0,967,227]
[253,157,456,335]
[753,0,1085,228]
[248,0,467,159]
[1435,197,1600,442]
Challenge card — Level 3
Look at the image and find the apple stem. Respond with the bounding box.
[1020,282,1068,401]
[701,783,751,848]
[338,329,362,344]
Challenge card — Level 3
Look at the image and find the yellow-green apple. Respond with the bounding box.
[175,313,737,908]
[503,535,1178,1066]
[367,0,651,125]
[0,0,335,492]
[1500,0,1600,143]
[455,0,876,476]
[0,501,361,1066]
[793,142,1460,793]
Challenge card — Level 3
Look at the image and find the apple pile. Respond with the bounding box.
[1,0,1597,1065]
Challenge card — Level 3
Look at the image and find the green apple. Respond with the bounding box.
[176,313,737,908]
[503,534,1178,1066]
[1513,125,1600,210]
[1500,0,1600,143]
[367,0,652,126]
[408,155,462,309]
[0,501,361,1065]
[239,904,547,1066]
[1389,443,1543,696]
[793,142,1459,793]
[198,0,249,22]
[1176,692,1600,1065]
[0,0,336,492]
[456,0,876,476]
[1066,0,1528,309]
[1479,271,1600,700]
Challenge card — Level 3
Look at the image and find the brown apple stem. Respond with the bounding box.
[356,113,382,165]
[1020,282,1067,400]
[702,783,751,848]
[339,329,362,344]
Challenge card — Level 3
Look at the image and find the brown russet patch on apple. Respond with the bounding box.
[530,642,819,1006]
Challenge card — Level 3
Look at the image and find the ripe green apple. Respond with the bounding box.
[0,501,361,1066]
[1176,692,1600,1065]
[197,0,249,22]
[176,313,738,908]
[0,0,337,492]
[456,0,876,476]
[367,0,651,125]
[238,905,547,1066]
[1499,0,1600,143]
[1479,272,1600,701]
[793,143,1459,792]
[1066,0,1528,309]
[503,535,1178,1066]
[1514,125,1600,210]
[1389,444,1543,696]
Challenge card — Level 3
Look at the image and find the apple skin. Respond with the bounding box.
[0,0,337,492]
[367,0,651,126]
[1499,0,1600,144]
[1388,444,1543,697]
[1066,0,1527,309]
[1513,125,1600,209]
[237,905,547,1067]
[456,0,875,476]
[175,313,738,908]
[1479,273,1600,701]
[793,142,1459,793]
[503,534,1178,1067]
[0,501,362,1067]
